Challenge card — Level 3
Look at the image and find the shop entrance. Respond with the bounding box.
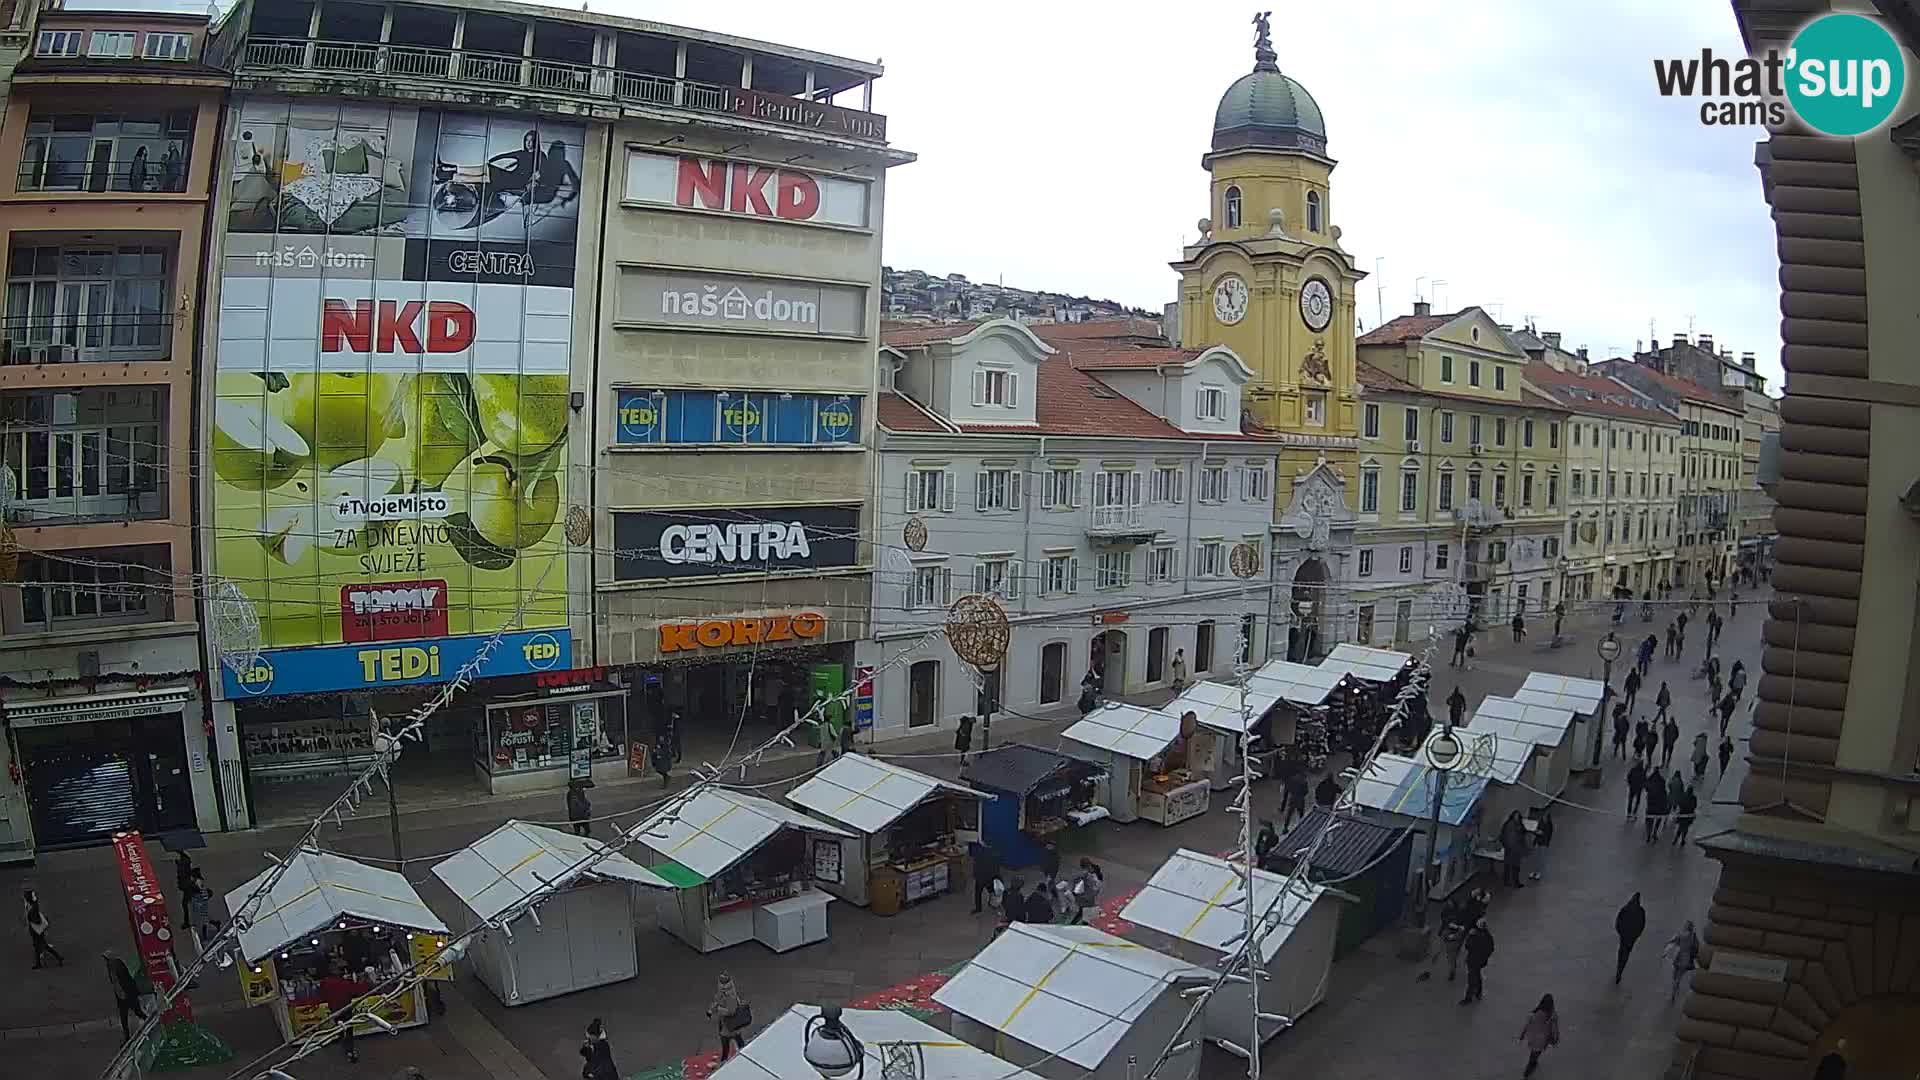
[908,660,939,727]
[1289,558,1329,661]
[237,691,486,826]
[17,712,194,849]
[1090,629,1128,694]
[630,645,850,769]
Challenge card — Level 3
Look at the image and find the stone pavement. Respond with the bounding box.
[0,592,1766,1079]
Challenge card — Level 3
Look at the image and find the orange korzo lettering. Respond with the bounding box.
[658,623,698,653]
[766,616,793,642]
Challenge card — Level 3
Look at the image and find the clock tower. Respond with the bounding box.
[1172,13,1365,456]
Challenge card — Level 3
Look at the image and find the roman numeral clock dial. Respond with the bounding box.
[1212,274,1249,325]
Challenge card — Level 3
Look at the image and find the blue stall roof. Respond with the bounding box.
[1352,753,1487,827]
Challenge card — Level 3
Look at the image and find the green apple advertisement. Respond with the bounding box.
[213,100,583,695]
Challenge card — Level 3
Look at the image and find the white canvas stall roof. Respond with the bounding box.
[1120,848,1328,964]
[1351,753,1487,827]
[225,848,447,964]
[1165,680,1283,734]
[1247,659,1346,706]
[1060,702,1183,761]
[1473,696,1576,747]
[785,754,991,835]
[1320,643,1414,684]
[1513,672,1607,714]
[1444,720,1535,785]
[933,923,1205,1070]
[431,820,672,923]
[627,788,853,883]
[712,1005,1047,1080]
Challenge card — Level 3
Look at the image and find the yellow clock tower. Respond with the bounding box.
[1173,13,1364,501]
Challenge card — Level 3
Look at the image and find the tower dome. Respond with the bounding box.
[1212,13,1327,154]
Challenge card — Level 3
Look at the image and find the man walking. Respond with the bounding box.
[1452,623,1473,668]
[1460,919,1496,1004]
[1665,621,1679,661]
[104,950,146,1042]
[1661,715,1681,770]
[1499,811,1530,889]
[1718,691,1739,737]
[1718,733,1735,774]
[1654,681,1672,723]
[566,781,593,838]
[1643,774,1670,844]
[1690,732,1710,782]
[1676,610,1689,657]
[1511,611,1526,643]
[1672,783,1699,845]
[1626,757,1648,819]
[1613,893,1647,984]
[24,889,63,969]
[1281,768,1309,829]
[1611,708,1630,758]
[969,841,999,914]
[1552,601,1566,641]
[1447,686,1468,729]
[1623,667,1642,713]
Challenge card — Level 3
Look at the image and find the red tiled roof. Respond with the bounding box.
[881,321,989,347]
[1027,317,1167,346]
[876,391,954,433]
[1059,344,1203,371]
[1356,311,1459,346]
[1356,362,1568,412]
[1356,362,1418,393]
[1590,360,1741,411]
[1524,363,1677,424]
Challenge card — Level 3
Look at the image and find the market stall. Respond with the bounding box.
[712,1004,1046,1080]
[784,754,990,913]
[934,923,1207,1080]
[1161,681,1286,791]
[477,679,629,797]
[1120,849,1341,1049]
[1247,659,1350,771]
[1466,695,1578,797]
[961,744,1106,870]
[226,848,449,1043]
[1350,753,1488,903]
[1511,672,1608,772]
[430,820,671,1006]
[1267,808,1411,957]
[1319,643,1416,685]
[627,789,851,954]
[1061,703,1209,826]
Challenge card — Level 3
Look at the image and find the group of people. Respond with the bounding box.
[969,841,1106,933]
[1625,760,1704,845]
[574,971,754,1076]
[1613,893,1702,1000]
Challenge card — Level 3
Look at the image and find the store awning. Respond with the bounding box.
[1060,702,1183,761]
[431,820,672,923]
[712,1004,1046,1080]
[1511,672,1607,715]
[933,923,1205,1071]
[1121,848,1329,963]
[1164,681,1283,734]
[1246,659,1347,707]
[225,848,447,964]
[626,789,853,884]
[6,686,192,728]
[785,754,991,835]
[1351,753,1487,826]
[1319,643,1414,684]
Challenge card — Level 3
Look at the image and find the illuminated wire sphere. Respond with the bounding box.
[0,464,15,518]
[945,593,1010,670]
[902,516,928,553]
[208,577,263,673]
[0,521,16,584]
[1229,542,1261,580]
[564,505,592,547]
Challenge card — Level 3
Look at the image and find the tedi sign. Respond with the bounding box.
[1653,13,1906,135]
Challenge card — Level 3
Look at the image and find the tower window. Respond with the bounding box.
[1224,186,1242,229]
[1306,191,1323,232]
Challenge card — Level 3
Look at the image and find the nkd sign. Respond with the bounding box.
[611,504,859,581]
[624,151,871,229]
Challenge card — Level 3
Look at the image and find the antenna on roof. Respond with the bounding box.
[1373,258,1385,328]
[1433,280,1449,312]
[1413,275,1428,304]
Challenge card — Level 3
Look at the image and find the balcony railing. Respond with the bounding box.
[2,421,166,525]
[239,37,890,143]
[2,314,174,364]
[17,158,189,195]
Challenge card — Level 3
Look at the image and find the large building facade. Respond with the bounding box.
[0,3,230,860]
[197,0,905,826]
[1597,359,1744,590]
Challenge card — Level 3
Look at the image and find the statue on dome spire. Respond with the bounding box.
[1252,11,1279,72]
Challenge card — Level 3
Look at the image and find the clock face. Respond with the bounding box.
[1300,277,1334,332]
[1212,275,1249,326]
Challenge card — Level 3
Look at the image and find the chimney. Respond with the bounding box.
[1412,300,1432,317]
[1543,331,1562,349]
[1740,350,1756,370]
[1673,333,1689,348]
[1577,346,1589,361]
[1698,333,1714,354]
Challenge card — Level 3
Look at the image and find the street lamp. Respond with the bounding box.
[803,1005,865,1079]
[1586,632,1623,787]
[1412,724,1464,928]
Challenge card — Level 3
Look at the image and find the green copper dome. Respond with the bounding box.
[1212,16,1327,154]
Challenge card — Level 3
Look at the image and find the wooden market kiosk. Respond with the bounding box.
[226,848,449,1042]
[431,820,671,1006]
[1511,672,1608,772]
[1163,680,1287,791]
[960,743,1106,870]
[1245,658,1350,773]
[1351,753,1489,902]
[1061,702,1210,826]
[628,788,852,954]
[784,754,990,913]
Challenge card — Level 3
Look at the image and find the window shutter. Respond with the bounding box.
[1128,471,1142,507]
[975,471,989,511]
[1068,557,1080,593]
[1007,561,1022,600]
[905,472,920,513]
[941,567,952,605]
[1008,471,1022,509]
[1174,469,1185,504]
[941,470,956,512]
[973,563,988,594]
[972,369,987,406]
[1006,372,1019,408]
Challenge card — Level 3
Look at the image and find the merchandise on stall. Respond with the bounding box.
[1062,703,1209,826]
[1248,659,1348,772]
[225,848,449,1042]
[431,820,671,1005]
[784,754,990,912]
[961,744,1106,870]
[1162,680,1286,791]
[1120,848,1341,1049]
[627,789,851,954]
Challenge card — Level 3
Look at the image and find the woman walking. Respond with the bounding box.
[1518,994,1560,1077]
[579,1018,619,1080]
[706,973,752,1061]
[1663,921,1700,1002]
[24,889,63,969]
[1690,733,1710,783]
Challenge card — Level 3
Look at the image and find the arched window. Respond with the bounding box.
[1224,186,1243,228]
[1306,191,1323,232]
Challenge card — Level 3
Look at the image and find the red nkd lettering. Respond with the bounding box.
[776,171,820,220]
[728,163,777,216]
[675,157,728,211]
[321,299,475,354]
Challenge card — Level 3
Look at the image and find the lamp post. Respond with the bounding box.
[1413,724,1464,928]
[1586,632,1622,787]
[804,1005,865,1079]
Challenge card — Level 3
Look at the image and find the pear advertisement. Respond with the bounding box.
[213,101,583,697]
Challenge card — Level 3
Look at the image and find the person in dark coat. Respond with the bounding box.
[1718,692,1739,736]
[969,842,1000,914]
[174,851,197,928]
[566,781,592,838]
[1447,686,1468,728]
[1672,784,1699,845]
[1623,667,1642,712]
[1718,733,1735,775]
[1281,769,1309,828]
[650,731,674,788]
[1631,717,1650,759]
[579,1018,619,1080]
[1611,708,1630,757]
[1529,810,1555,881]
[104,950,147,1041]
[1460,919,1495,1004]
[1519,993,1561,1078]
[1314,774,1341,808]
[1498,811,1529,888]
[1040,841,1062,885]
[1254,820,1279,865]
[1025,882,1053,924]
[1654,681,1672,722]
[1626,758,1648,818]
[1661,716,1681,769]
[1614,893,1647,983]
[1643,775,1670,844]
[25,889,62,969]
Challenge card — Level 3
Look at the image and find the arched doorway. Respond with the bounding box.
[1289,558,1328,662]
[1089,629,1129,694]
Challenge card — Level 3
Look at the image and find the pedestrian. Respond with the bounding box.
[1613,893,1647,983]
[1552,601,1565,640]
[1518,994,1561,1078]
[566,780,592,838]
[580,1018,619,1080]
[1314,773,1341,808]
[969,841,1000,914]
[1512,611,1526,643]
[1626,758,1647,819]
[1676,610,1689,640]
[1663,921,1700,1001]
[707,974,752,1060]
[319,960,367,1062]
[104,949,147,1041]
[1729,659,1747,697]
[1667,767,1686,808]
[185,870,217,955]
[24,888,63,969]
[1639,634,1656,677]
[1529,809,1554,881]
[1254,819,1280,865]
[1661,716,1680,769]
[1665,621,1679,660]
[1718,691,1739,736]
[1447,686,1468,728]
[1624,667,1641,712]
[1672,784,1699,845]
[174,851,197,928]
[1717,733,1734,774]
[1631,717,1649,759]
[1452,623,1472,667]
[1068,859,1103,924]
[1644,774,1670,843]
[1281,770,1309,829]
[1024,880,1054,924]
[1729,590,1739,618]
[1170,649,1187,693]
[651,730,674,788]
[1460,919,1495,1004]
[1813,1040,1849,1080]
[1431,892,1471,982]
[1654,681,1672,722]
[1499,810,1529,889]
[1690,732,1710,782]
[666,706,684,764]
[1041,840,1062,886]
[1610,708,1629,757]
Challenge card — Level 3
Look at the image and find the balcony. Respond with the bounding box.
[1087,505,1160,544]
[1452,498,1506,531]
[2,314,173,365]
[5,242,176,365]
[9,543,174,635]
[2,389,168,526]
[239,37,889,144]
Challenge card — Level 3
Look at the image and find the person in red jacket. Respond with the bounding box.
[318,962,369,1063]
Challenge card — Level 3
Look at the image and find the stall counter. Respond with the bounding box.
[754,891,831,952]
[1139,776,1210,826]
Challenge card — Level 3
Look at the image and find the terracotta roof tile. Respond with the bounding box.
[876,391,953,434]
[1524,363,1677,424]
[1027,317,1168,346]
[1356,312,1458,346]
[1058,344,1203,371]
[1590,360,1741,411]
[1356,362,1565,412]
[885,358,1278,442]
[881,321,989,347]
[1356,362,1418,394]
